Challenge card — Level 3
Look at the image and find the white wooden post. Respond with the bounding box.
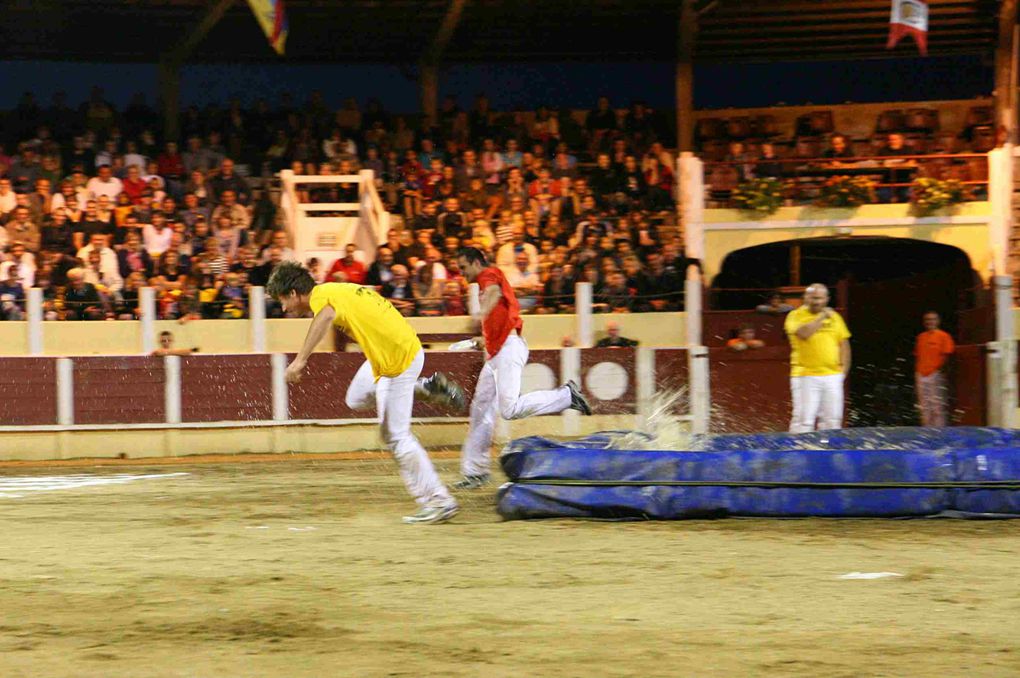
[26,287,43,355]
[56,357,74,426]
[575,282,594,347]
[467,282,480,316]
[165,355,182,424]
[250,286,267,353]
[987,146,1013,277]
[140,286,156,354]
[678,152,705,261]
[271,353,289,422]
[993,274,1017,427]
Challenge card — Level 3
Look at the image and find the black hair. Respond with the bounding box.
[457,247,487,266]
[266,261,315,298]
[159,330,173,338]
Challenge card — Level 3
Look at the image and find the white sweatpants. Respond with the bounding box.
[790,374,844,433]
[916,370,948,427]
[346,349,453,507]
[461,334,572,476]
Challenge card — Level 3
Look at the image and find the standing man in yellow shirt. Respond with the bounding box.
[267,262,463,524]
[784,283,852,433]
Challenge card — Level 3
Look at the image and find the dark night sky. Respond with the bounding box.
[0,55,993,112]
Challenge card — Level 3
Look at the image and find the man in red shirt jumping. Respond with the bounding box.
[454,247,591,490]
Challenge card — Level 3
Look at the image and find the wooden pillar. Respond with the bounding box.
[158,59,181,142]
[419,61,440,131]
[995,0,1019,144]
[158,0,236,142]
[790,244,802,287]
[676,0,698,152]
[419,0,469,132]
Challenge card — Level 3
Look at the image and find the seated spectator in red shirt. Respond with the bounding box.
[122,165,148,204]
[157,141,185,180]
[726,324,765,351]
[326,243,367,283]
[442,280,466,316]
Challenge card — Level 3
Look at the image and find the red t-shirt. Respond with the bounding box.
[327,258,367,285]
[477,266,523,359]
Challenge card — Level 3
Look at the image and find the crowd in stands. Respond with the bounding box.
[0,88,688,320]
[700,106,998,205]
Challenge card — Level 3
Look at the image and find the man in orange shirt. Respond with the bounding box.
[914,311,955,427]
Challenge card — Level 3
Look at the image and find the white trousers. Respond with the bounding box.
[916,370,948,427]
[790,374,844,433]
[346,349,453,507]
[461,334,572,476]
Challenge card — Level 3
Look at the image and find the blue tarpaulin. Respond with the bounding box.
[496,428,1020,520]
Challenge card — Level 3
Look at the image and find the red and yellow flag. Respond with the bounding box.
[887,0,929,56]
[246,0,288,55]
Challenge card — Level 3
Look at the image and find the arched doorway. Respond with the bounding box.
[710,237,983,427]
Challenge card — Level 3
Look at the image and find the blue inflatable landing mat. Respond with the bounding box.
[496,428,1020,520]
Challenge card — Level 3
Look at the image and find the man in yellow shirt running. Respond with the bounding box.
[267,262,463,524]
[784,283,852,433]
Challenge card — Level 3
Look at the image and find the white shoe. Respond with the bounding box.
[402,502,459,525]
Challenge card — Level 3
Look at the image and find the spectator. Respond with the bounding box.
[914,311,955,427]
[823,133,855,162]
[506,251,541,311]
[41,208,75,253]
[152,330,198,356]
[596,270,634,313]
[156,142,185,181]
[538,264,574,314]
[727,324,765,351]
[0,269,25,320]
[496,224,539,278]
[85,164,123,201]
[756,292,794,315]
[595,321,638,348]
[0,242,36,289]
[117,231,154,279]
[785,283,852,433]
[441,280,466,315]
[412,263,444,316]
[210,158,251,205]
[210,190,251,230]
[327,243,367,284]
[121,165,148,204]
[259,230,295,263]
[250,245,283,287]
[366,246,395,288]
[0,178,16,220]
[76,232,117,274]
[213,214,244,262]
[381,263,415,316]
[62,267,105,320]
[142,212,173,257]
[83,248,124,295]
[5,207,41,253]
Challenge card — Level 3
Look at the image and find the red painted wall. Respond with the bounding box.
[181,355,273,422]
[74,357,164,425]
[0,358,57,425]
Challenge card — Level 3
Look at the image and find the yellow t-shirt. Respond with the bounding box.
[784,306,851,377]
[308,283,422,380]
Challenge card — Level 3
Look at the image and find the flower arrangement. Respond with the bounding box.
[816,175,876,208]
[731,177,786,215]
[910,177,969,216]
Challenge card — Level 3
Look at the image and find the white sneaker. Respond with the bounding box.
[402,502,459,525]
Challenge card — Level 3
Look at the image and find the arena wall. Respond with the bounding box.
[0,347,687,461]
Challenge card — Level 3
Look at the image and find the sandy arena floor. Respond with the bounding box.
[1,455,1019,678]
